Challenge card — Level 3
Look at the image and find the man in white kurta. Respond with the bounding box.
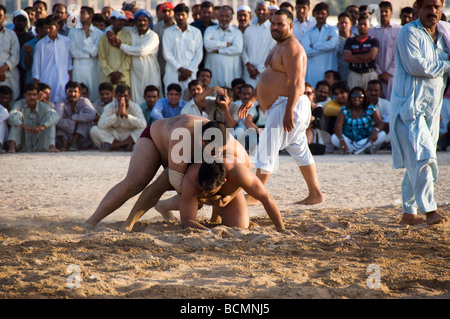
[293,0,316,42]
[368,2,401,101]
[68,6,103,103]
[0,8,21,101]
[32,16,72,104]
[162,4,203,92]
[389,0,449,226]
[301,3,339,89]
[119,9,161,105]
[90,84,146,150]
[241,2,275,89]
[204,6,243,87]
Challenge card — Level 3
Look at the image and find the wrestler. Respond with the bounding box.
[239,9,323,205]
[83,114,250,229]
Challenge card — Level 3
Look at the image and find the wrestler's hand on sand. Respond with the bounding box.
[238,99,254,119]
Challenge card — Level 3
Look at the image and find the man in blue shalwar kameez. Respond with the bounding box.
[390,0,448,225]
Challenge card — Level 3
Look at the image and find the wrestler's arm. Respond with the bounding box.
[179,176,210,231]
[282,42,305,132]
[231,164,285,232]
[238,86,257,119]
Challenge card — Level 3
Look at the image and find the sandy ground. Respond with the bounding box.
[0,150,449,299]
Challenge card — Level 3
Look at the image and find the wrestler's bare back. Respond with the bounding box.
[256,35,307,111]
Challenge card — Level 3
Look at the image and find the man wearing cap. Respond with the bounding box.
[153,2,175,88]
[163,3,203,92]
[114,9,161,105]
[241,1,276,89]
[68,6,103,102]
[204,6,243,87]
[237,5,252,34]
[98,10,132,91]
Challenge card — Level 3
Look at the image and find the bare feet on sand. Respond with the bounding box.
[400,211,447,226]
[245,194,260,206]
[294,194,324,205]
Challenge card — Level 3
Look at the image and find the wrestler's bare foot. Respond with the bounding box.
[294,193,324,205]
[81,220,96,230]
[155,202,178,222]
[244,194,260,206]
[426,211,447,225]
[399,213,426,226]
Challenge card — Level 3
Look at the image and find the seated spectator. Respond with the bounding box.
[331,86,386,154]
[195,85,240,129]
[311,80,331,131]
[230,78,246,102]
[55,81,97,151]
[0,85,14,111]
[438,88,450,152]
[92,82,114,120]
[151,83,186,120]
[0,99,8,153]
[7,82,60,153]
[323,70,341,95]
[324,81,349,134]
[140,85,160,124]
[366,79,390,138]
[182,68,215,101]
[37,82,54,109]
[181,79,209,118]
[80,83,90,99]
[90,84,146,151]
[304,83,316,108]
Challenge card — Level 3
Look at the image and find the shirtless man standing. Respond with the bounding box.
[239,9,323,205]
[83,115,249,229]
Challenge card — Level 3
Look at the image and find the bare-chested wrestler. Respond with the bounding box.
[123,156,285,233]
[83,114,249,229]
[239,9,323,206]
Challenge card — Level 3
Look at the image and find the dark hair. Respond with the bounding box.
[400,6,415,15]
[280,2,294,11]
[220,5,234,14]
[98,82,113,92]
[92,13,107,24]
[33,0,47,11]
[313,2,329,14]
[379,1,393,11]
[81,6,95,17]
[331,81,349,94]
[0,4,6,14]
[296,0,310,6]
[38,82,50,91]
[24,82,40,93]
[239,84,254,93]
[174,3,190,14]
[348,86,370,111]
[167,83,182,94]
[197,68,212,78]
[325,70,341,81]
[65,81,82,92]
[201,1,214,10]
[274,9,293,22]
[115,84,131,95]
[80,82,88,92]
[315,80,331,91]
[44,15,60,26]
[0,85,13,96]
[188,79,202,89]
[338,12,351,21]
[202,121,228,148]
[367,79,383,89]
[144,85,160,95]
[198,162,226,192]
[231,78,246,88]
[35,18,46,29]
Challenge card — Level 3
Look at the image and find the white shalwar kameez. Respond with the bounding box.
[120,27,161,105]
[204,25,243,87]
[0,27,20,100]
[68,25,103,102]
[241,20,276,89]
[390,19,450,215]
[162,25,203,92]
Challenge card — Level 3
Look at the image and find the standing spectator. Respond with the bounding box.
[116,9,161,105]
[69,6,103,103]
[438,90,450,151]
[153,2,175,89]
[21,18,46,87]
[204,6,243,87]
[98,10,132,91]
[0,5,21,101]
[140,84,159,124]
[293,0,316,42]
[151,83,186,120]
[343,15,379,91]
[7,82,60,153]
[90,84,146,151]
[191,4,201,22]
[368,1,401,100]
[32,15,72,104]
[55,81,96,151]
[33,1,48,20]
[162,4,203,92]
[336,12,353,84]
[23,7,36,34]
[52,3,69,36]
[302,2,339,89]
[400,7,415,26]
[389,0,448,225]
[242,1,275,89]
[92,13,107,31]
[345,5,359,35]
[236,5,252,34]
[191,1,217,35]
